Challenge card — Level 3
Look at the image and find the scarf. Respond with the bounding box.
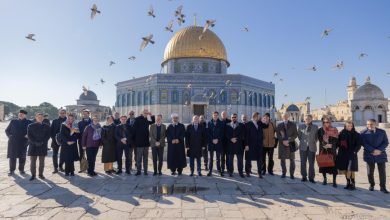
[63,120,79,135]
[323,126,338,143]
[91,123,102,140]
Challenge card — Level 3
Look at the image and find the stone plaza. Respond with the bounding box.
[0,121,389,220]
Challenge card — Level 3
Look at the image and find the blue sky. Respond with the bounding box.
[0,0,389,110]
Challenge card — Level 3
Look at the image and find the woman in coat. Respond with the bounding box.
[318,116,339,187]
[59,113,80,176]
[101,116,117,174]
[82,116,102,176]
[336,121,361,190]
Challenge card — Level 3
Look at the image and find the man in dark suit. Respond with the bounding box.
[361,119,389,193]
[244,112,269,178]
[207,111,225,176]
[133,109,155,175]
[186,115,207,176]
[199,115,208,171]
[51,109,67,173]
[149,114,166,176]
[115,115,133,174]
[220,111,231,175]
[126,110,137,170]
[225,113,245,177]
[77,109,92,173]
[5,109,32,176]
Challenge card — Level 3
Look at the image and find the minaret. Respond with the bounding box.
[347,77,357,106]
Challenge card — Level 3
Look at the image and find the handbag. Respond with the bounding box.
[80,152,88,172]
[316,150,335,168]
[289,141,298,152]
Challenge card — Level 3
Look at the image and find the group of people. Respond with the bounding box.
[5,108,389,193]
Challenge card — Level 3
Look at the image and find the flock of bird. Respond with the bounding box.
[22,3,390,102]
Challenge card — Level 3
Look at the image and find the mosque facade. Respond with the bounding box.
[115,26,276,123]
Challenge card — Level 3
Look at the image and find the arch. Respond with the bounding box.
[253,93,257,106]
[160,89,168,104]
[171,90,179,104]
[121,94,126,107]
[183,90,191,105]
[219,90,227,104]
[137,91,142,105]
[259,93,262,107]
[263,94,267,108]
[230,89,238,105]
[143,91,149,105]
[127,93,131,106]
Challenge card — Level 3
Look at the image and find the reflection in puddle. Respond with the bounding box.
[150,185,209,195]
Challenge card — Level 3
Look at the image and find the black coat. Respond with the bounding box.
[221,118,231,150]
[115,124,133,148]
[207,119,224,152]
[245,121,268,161]
[336,129,361,171]
[101,124,117,163]
[27,122,51,156]
[78,118,92,146]
[50,117,67,147]
[185,124,206,158]
[225,122,245,155]
[133,115,155,147]
[5,119,32,159]
[59,124,80,162]
[113,118,121,125]
[167,123,187,169]
[318,127,338,174]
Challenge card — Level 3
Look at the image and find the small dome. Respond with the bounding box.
[162,26,229,66]
[353,80,384,100]
[286,104,300,112]
[79,90,98,101]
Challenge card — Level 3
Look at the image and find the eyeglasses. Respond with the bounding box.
[367,123,374,126]
[232,117,237,119]
[323,121,330,124]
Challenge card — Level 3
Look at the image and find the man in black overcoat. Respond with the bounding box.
[225,113,245,177]
[185,115,206,176]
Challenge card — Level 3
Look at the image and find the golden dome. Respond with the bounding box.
[162,26,229,66]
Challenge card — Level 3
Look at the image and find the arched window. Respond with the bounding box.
[183,91,190,105]
[131,92,135,106]
[259,93,262,107]
[230,90,238,104]
[121,94,126,107]
[116,95,120,107]
[208,89,216,105]
[160,89,168,104]
[220,90,227,104]
[271,95,275,107]
[137,91,142,105]
[143,91,149,105]
[172,90,179,104]
[263,94,267,108]
[149,90,153,105]
[127,93,131,106]
[249,92,253,106]
[253,93,257,106]
[244,91,247,105]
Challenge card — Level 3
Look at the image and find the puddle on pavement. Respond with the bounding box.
[150,185,209,195]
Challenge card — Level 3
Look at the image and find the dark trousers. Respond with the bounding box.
[30,156,45,176]
[9,157,26,172]
[367,162,387,189]
[208,151,223,173]
[130,146,136,170]
[136,147,149,173]
[228,153,243,174]
[86,147,99,174]
[78,140,84,169]
[281,159,296,176]
[300,149,315,180]
[221,150,227,172]
[152,147,164,173]
[65,161,75,174]
[262,147,274,174]
[202,147,208,168]
[190,157,201,173]
[116,145,130,172]
[52,143,64,170]
[245,158,262,175]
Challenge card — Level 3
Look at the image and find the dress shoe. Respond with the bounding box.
[135,171,141,176]
[126,170,131,175]
[52,169,58,174]
[261,171,266,176]
[38,175,45,179]
[65,173,70,176]
[240,173,245,178]
[70,172,75,176]
[380,188,389,194]
[258,175,263,179]
[20,171,26,175]
[323,179,327,185]
[229,173,233,177]
[220,172,224,177]
[29,176,36,181]
[207,172,212,177]
[269,172,274,176]
[246,173,251,177]
[178,171,182,176]
[158,172,162,176]
[171,172,176,176]
[59,167,64,172]
[332,183,337,188]
[190,173,194,177]
[105,171,112,175]
[153,172,157,176]
[198,172,202,177]
[144,172,148,176]
[309,179,316,184]
[116,170,123,175]
[281,174,286,178]
[369,185,374,191]
[301,177,307,182]
[8,171,14,176]
[290,175,295,180]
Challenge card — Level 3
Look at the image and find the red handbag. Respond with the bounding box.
[316,150,335,168]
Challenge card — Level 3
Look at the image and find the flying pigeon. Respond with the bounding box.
[148,5,156,18]
[307,65,317,71]
[175,5,185,18]
[90,4,101,19]
[177,16,185,26]
[332,61,344,70]
[109,61,115,66]
[100,78,105,84]
[273,72,279,77]
[140,34,154,51]
[25,34,36,41]
[242,27,249,32]
[203,20,216,33]
[358,53,368,59]
[305,96,311,102]
[321,28,333,38]
[165,20,174,32]
[128,56,136,61]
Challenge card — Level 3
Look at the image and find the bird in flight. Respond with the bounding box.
[90,4,101,20]
[175,5,185,25]
[273,72,279,77]
[148,5,156,18]
[305,96,311,102]
[321,28,333,38]
[128,56,136,61]
[82,86,89,96]
[225,80,232,86]
[332,61,344,70]
[140,34,154,51]
[25,34,36,41]
[307,65,317,71]
[100,78,105,84]
[358,53,368,59]
[165,20,174,32]
[203,20,216,33]
[242,27,249,32]
[109,61,115,66]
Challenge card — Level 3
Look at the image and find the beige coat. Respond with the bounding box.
[263,121,276,148]
[149,124,167,148]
